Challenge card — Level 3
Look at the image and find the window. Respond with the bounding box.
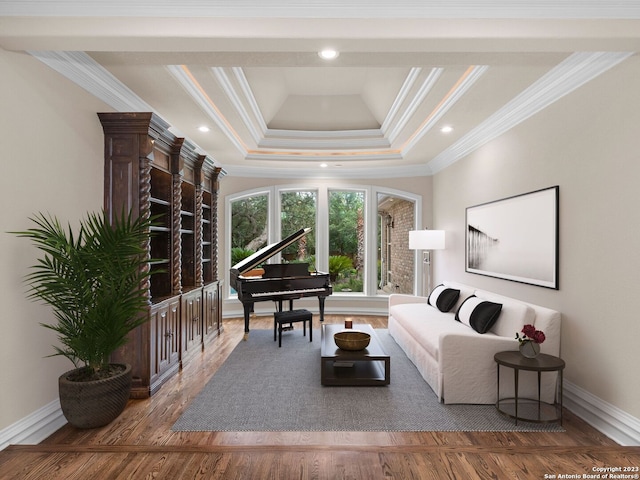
[328,190,365,293]
[280,190,317,267]
[226,185,420,298]
[230,192,268,271]
[377,193,415,295]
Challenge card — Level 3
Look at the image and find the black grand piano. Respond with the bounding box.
[230,228,332,337]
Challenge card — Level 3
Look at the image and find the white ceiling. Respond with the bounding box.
[1,1,639,179]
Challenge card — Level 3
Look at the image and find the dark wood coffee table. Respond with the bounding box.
[321,323,390,386]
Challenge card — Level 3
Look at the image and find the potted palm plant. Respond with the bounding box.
[13,210,154,428]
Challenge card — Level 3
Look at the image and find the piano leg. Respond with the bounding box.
[273,299,294,312]
[243,302,253,340]
[319,296,327,322]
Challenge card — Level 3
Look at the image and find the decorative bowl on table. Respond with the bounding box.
[334,330,371,351]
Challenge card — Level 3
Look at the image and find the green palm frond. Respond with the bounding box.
[12,210,155,373]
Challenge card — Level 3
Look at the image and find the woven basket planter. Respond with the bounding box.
[58,363,132,429]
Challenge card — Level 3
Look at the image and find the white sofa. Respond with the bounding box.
[388,281,561,404]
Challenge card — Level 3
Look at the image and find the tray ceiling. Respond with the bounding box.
[1,1,639,178]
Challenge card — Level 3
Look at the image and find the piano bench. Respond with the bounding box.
[274,309,313,347]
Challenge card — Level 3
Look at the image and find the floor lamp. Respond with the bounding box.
[409,230,446,296]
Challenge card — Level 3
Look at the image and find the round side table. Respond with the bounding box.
[494,350,565,425]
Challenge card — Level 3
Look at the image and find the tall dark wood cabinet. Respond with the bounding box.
[99,112,224,398]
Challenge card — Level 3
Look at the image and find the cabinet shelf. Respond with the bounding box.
[150,259,170,266]
[151,197,171,207]
[150,294,174,305]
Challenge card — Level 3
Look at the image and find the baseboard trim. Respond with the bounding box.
[0,399,67,451]
[564,380,640,446]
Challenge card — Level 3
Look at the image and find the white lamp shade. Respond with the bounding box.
[409,230,445,250]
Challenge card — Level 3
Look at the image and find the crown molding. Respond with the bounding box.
[215,65,392,150]
[209,64,449,154]
[244,151,402,162]
[402,65,487,155]
[166,64,246,155]
[223,162,433,179]
[264,129,386,140]
[427,51,634,174]
[28,51,153,112]
[28,49,635,179]
[28,52,222,164]
[210,67,263,144]
[380,67,422,135]
[3,1,640,19]
[232,66,268,134]
[214,65,397,151]
[386,68,442,144]
[258,134,390,150]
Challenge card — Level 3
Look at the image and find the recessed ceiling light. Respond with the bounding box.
[320,163,328,168]
[318,49,339,60]
[440,125,453,133]
[198,126,210,132]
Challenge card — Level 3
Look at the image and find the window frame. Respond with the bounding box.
[225,184,422,299]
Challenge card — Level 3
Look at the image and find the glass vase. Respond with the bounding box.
[519,341,540,358]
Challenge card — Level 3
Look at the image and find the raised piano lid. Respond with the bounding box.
[230,227,311,276]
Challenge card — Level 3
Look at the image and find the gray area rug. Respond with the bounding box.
[173,328,564,432]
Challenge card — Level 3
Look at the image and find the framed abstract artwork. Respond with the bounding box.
[465,186,559,289]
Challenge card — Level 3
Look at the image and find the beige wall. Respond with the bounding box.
[0,49,109,431]
[432,55,640,419]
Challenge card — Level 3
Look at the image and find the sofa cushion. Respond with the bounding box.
[389,303,472,360]
[474,290,535,338]
[428,284,460,312]
[455,295,503,334]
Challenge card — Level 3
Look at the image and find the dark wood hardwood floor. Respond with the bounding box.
[1,315,638,479]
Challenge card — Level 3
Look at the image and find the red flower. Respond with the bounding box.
[521,324,536,338]
[532,330,546,344]
[516,324,546,345]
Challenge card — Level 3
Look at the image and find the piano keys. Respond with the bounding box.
[230,228,332,338]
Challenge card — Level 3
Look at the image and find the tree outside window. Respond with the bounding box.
[329,191,365,293]
[280,191,317,268]
[230,194,268,267]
